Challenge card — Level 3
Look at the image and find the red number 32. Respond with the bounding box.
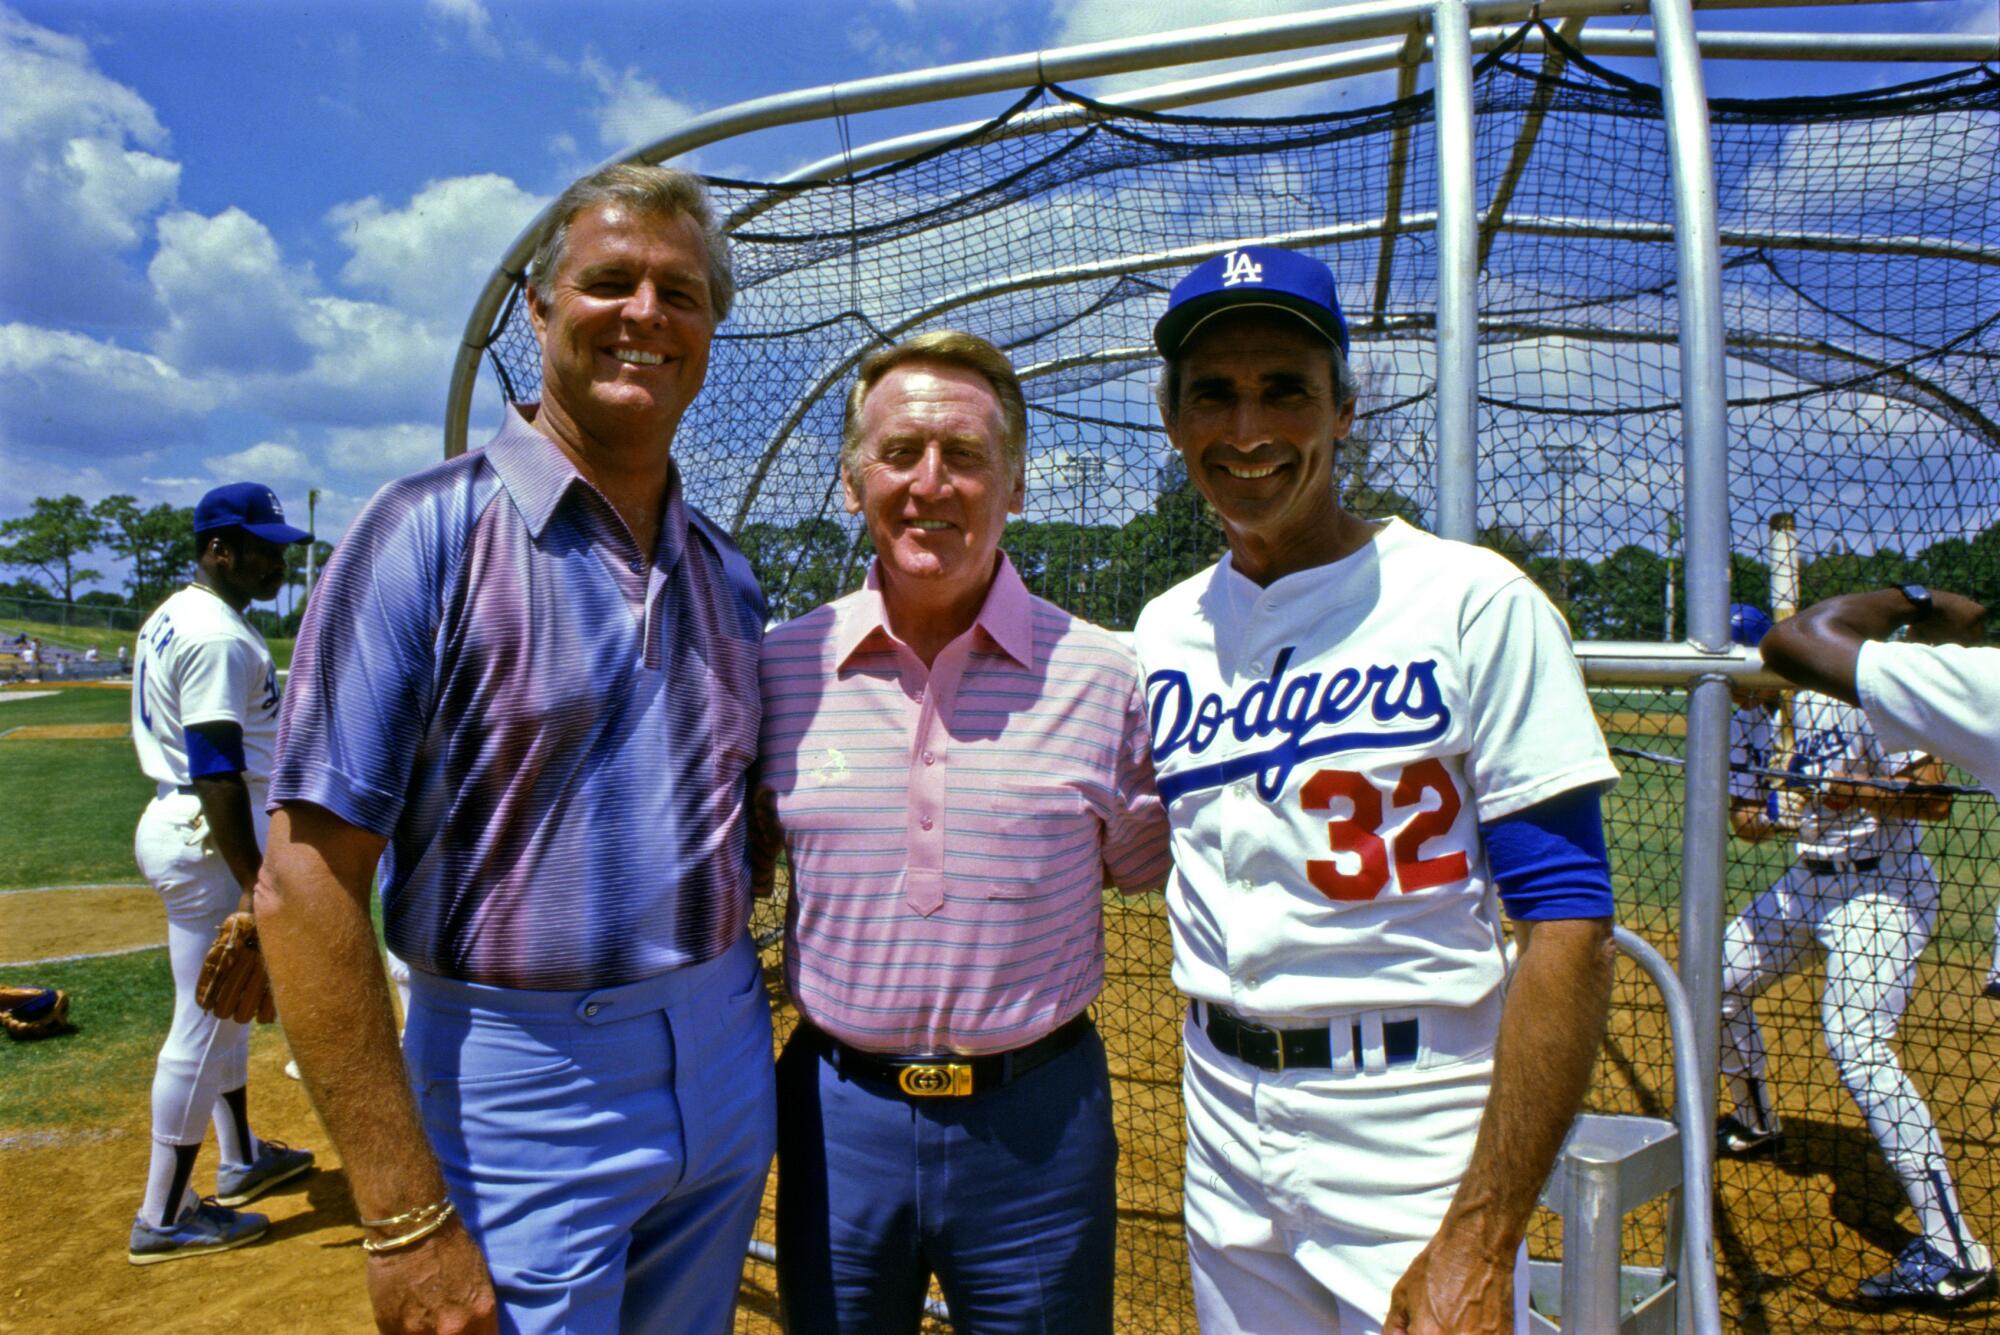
[1299,758,1470,902]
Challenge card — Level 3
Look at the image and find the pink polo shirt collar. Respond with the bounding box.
[832,552,1040,671]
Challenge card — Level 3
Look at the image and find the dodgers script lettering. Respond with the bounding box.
[1148,648,1451,803]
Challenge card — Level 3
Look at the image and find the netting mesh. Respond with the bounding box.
[476,24,2000,1332]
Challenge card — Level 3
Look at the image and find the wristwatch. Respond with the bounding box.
[1898,583,1933,614]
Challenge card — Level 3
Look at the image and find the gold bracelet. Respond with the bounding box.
[358,1196,452,1232]
[362,1201,456,1255]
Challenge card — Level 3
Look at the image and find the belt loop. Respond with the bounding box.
[1329,1018,1357,1072]
[1357,1013,1387,1074]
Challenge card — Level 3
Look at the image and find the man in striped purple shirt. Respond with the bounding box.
[259,165,773,1335]
[757,331,1173,1334]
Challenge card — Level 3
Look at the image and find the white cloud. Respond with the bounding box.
[428,0,503,58]
[0,321,219,453]
[1046,0,1395,112]
[148,207,317,374]
[322,421,445,477]
[1724,109,1998,229]
[579,54,700,154]
[206,441,314,488]
[328,173,549,319]
[0,5,180,325]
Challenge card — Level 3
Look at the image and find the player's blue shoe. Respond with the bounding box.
[215,1139,315,1207]
[128,1196,269,1265]
[1858,1239,1996,1306]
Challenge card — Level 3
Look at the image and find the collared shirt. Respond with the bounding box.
[270,405,765,990]
[759,555,1171,1056]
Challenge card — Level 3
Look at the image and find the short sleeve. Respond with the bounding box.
[1459,577,1620,822]
[177,635,260,730]
[1858,641,2000,793]
[269,483,450,835]
[1101,664,1174,893]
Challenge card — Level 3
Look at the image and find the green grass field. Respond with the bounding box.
[0,686,152,886]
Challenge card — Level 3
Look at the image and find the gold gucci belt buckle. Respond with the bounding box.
[897,1063,974,1097]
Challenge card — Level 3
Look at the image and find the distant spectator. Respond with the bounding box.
[118,644,130,672]
[22,639,38,681]
[84,647,100,664]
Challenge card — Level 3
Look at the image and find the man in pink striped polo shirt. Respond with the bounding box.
[756,330,1173,1334]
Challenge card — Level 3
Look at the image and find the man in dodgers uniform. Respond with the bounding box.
[260,164,772,1334]
[1745,585,1998,1305]
[127,483,316,1263]
[1764,586,2000,998]
[1134,245,1621,1334]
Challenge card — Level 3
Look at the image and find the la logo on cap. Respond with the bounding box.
[1221,250,1264,287]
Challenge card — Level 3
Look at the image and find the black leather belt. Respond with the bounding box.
[1802,856,1881,875]
[1201,1003,1419,1073]
[805,1013,1092,1098]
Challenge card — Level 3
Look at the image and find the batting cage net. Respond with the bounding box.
[476,23,2000,1332]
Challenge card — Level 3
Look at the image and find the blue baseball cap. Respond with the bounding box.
[1729,602,1774,648]
[1153,245,1351,360]
[193,482,312,544]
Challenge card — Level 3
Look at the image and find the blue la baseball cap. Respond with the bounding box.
[193,482,312,544]
[1153,245,1351,360]
[1729,602,1774,648]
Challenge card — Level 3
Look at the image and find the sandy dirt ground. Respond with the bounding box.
[6,895,1996,1332]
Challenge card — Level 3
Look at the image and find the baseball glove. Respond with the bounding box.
[0,984,71,1040]
[196,912,277,1024]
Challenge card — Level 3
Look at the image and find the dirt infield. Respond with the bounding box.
[8,893,1997,1331]
[0,723,130,741]
[0,885,159,967]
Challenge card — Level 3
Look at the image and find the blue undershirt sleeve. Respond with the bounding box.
[1480,786,1615,921]
[186,721,247,780]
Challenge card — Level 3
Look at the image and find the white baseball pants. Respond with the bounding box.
[1181,1002,1528,1334]
[135,790,261,1146]
[1720,850,1985,1264]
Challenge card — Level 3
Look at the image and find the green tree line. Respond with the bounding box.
[0,494,330,628]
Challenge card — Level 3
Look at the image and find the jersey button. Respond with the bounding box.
[584,1003,601,1017]
[628,558,644,573]
[922,751,935,765]
[920,816,934,831]
[1234,783,1250,798]
[1251,661,1265,674]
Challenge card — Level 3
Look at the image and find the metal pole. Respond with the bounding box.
[1431,0,1480,543]
[1649,0,1729,1326]
[304,489,319,606]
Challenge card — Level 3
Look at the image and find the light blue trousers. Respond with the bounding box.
[405,934,776,1335]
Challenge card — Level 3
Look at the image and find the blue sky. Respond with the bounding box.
[2,0,1992,589]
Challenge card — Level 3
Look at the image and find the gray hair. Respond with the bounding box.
[1156,341,1359,425]
[526,163,735,322]
[841,330,1028,479]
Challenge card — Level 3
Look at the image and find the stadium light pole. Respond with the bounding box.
[304,489,320,606]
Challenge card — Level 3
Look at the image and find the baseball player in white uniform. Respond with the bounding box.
[126,483,315,1264]
[1134,246,1621,1335]
[1748,585,1998,1305]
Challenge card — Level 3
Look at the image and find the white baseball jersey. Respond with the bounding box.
[131,584,283,789]
[1133,517,1619,1018]
[1858,640,2000,797]
[1780,690,1920,863]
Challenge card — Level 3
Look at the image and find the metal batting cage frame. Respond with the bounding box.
[447,3,1999,1330]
